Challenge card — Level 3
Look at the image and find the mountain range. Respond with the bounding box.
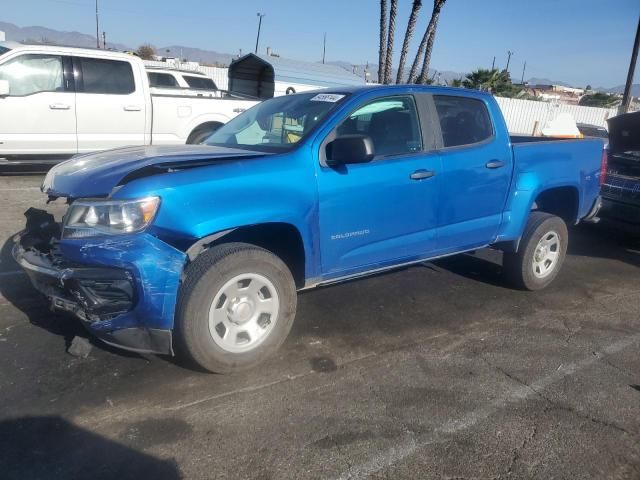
[2,21,638,95]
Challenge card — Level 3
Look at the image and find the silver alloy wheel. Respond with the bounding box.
[208,273,280,353]
[532,230,561,279]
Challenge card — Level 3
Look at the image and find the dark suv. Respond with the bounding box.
[600,111,640,229]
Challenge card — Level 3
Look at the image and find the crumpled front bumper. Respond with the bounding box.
[13,218,187,355]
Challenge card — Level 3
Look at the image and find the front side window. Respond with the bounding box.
[335,96,422,156]
[77,57,135,94]
[148,72,179,87]
[0,54,63,96]
[433,95,493,147]
[183,75,216,90]
[0,46,12,56]
[206,92,348,152]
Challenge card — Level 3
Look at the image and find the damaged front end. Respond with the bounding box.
[13,208,186,355]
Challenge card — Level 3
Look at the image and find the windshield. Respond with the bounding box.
[205,92,349,152]
[0,46,11,56]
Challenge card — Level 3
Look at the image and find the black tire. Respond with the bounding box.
[503,212,568,291]
[175,243,297,373]
[186,123,222,144]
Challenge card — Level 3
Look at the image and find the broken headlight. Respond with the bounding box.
[63,197,160,239]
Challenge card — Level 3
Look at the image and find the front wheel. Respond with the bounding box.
[175,243,297,373]
[503,212,568,290]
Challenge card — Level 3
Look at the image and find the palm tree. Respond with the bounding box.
[383,0,399,84]
[418,0,446,83]
[417,0,445,84]
[407,0,446,84]
[378,0,388,84]
[395,0,422,84]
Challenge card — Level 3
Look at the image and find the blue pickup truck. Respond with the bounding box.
[14,85,605,372]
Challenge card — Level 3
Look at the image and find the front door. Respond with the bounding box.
[0,53,77,156]
[316,94,441,278]
[73,56,147,152]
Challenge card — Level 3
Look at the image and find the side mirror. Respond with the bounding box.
[0,79,9,97]
[327,134,375,165]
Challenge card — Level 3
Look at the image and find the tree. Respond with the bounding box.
[579,92,620,108]
[585,84,592,91]
[378,0,388,84]
[416,0,446,84]
[383,0,399,84]
[396,0,422,84]
[407,0,446,84]
[136,44,156,60]
[460,68,531,98]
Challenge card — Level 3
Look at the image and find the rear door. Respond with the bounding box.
[431,94,512,251]
[74,56,147,152]
[0,53,77,155]
[316,93,442,277]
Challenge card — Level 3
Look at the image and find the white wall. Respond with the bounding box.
[495,97,617,134]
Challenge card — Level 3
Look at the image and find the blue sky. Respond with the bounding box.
[3,0,639,88]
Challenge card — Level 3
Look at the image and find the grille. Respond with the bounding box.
[602,172,640,204]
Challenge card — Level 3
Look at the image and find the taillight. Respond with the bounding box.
[600,149,608,186]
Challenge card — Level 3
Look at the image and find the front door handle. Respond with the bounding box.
[485,160,505,169]
[410,169,436,180]
[123,105,142,111]
[49,103,70,110]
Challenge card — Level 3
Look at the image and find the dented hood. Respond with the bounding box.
[42,144,267,198]
[607,111,640,155]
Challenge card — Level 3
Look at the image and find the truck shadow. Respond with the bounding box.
[0,416,180,480]
[568,223,640,268]
[429,223,640,288]
[0,236,146,360]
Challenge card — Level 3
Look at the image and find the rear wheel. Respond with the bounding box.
[503,212,568,290]
[175,243,297,373]
[186,122,223,144]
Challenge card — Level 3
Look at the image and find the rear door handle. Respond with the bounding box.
[123,105,142,111]
[49,103,70,110]
[410,169,436,180]
[485,160,505,169]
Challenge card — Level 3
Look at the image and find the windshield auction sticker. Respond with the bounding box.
[310,93,346,102]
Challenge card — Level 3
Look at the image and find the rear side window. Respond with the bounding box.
[148,72,179,87]
[183,75,216,90]
[77,57,135,94]
[0,54,64,96]
[433,95,493,147]
[336,96,422,157]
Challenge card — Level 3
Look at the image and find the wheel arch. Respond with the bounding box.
[185,222,307,288]
[186,121,224,143]
[495,184,579,253]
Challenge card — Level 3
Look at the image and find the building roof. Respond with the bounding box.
[252,54,365,88]
[228,53,365,99]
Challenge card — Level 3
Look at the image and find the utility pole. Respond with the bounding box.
[255,13,265,54]
[491,56,495,70]
[322,32,327,64]
[95,0,100,48]
[620,16,640,114]
[521,61,527,84]
[505,50,514,73]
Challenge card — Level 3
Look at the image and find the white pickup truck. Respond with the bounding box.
[0,42,259,168]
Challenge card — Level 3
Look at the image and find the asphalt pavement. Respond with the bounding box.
[0,175,639,480]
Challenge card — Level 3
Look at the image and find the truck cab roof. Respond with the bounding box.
[0,41,141,62]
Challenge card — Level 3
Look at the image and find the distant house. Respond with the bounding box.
[228,52,365,99]
[0,30,5,42]
[528,84,585,105]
